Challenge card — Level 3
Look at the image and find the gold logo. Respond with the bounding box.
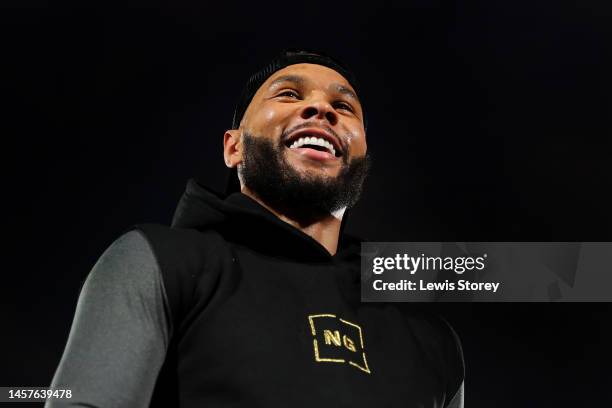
[307,314,371,374]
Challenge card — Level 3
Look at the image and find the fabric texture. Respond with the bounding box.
[143,178,464,407]
[48,178,464,407]
[46,230,170,408]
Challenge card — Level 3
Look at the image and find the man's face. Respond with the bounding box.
[240,63,367,177]
[225,63,369,218]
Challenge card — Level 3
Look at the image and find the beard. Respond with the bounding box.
[238,132,370,222]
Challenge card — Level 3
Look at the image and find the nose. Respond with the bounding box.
[300,97,338,126]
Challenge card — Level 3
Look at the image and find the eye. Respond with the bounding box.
[334,101,354,113]
[277,90,300,99]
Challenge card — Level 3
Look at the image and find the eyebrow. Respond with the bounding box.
[269,75,306,89]
[332,83,358,102]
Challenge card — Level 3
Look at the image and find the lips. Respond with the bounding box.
[284,128,343,158]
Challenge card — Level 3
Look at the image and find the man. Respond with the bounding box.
[48,50,464,407]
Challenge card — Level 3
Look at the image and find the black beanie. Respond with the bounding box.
[226,48,366,195]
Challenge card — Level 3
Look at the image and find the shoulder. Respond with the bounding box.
[394,305,457,340]
[406,308,463,369]
[126,223,232,280]
[128,223,226,264]
[74,229,171,343]
[125,223,231,323]
[394,306,465,395]
[87,229,159,290]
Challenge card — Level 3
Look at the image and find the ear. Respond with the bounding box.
[223,129,242,168]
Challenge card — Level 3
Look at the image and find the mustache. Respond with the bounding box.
[280,121,348,154]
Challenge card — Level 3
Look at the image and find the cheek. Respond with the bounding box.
[345,128,367,156]
[251,107,286,137]
[264,108,277,122]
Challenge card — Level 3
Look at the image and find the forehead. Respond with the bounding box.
[259,63,356,96]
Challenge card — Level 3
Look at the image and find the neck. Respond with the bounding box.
[241,187,344,255]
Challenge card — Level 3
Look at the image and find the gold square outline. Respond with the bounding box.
[307,314,371,374]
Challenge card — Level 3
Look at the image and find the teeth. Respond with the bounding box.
[288,136,336,156]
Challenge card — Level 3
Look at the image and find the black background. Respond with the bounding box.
[2,1,612,406]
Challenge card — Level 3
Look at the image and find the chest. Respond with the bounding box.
[173,249,447,407]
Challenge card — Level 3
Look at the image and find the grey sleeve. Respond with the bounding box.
[46,230,172,408]
[446,381,464,408]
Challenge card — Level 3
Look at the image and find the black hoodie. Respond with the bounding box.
[49,179,464,408]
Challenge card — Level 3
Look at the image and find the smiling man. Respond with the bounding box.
[48,50,464,408]
[226,61,370,252]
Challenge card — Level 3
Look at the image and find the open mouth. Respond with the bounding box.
[286,136,338,157]
[283,129,343,159]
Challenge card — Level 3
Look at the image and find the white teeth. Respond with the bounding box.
[288,136,336,156]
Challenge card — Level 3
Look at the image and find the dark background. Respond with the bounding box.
[2,1,612,406]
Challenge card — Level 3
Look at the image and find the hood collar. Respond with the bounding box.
[171,178,361,263]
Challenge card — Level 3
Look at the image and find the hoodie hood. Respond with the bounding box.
[171,178,362,264]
